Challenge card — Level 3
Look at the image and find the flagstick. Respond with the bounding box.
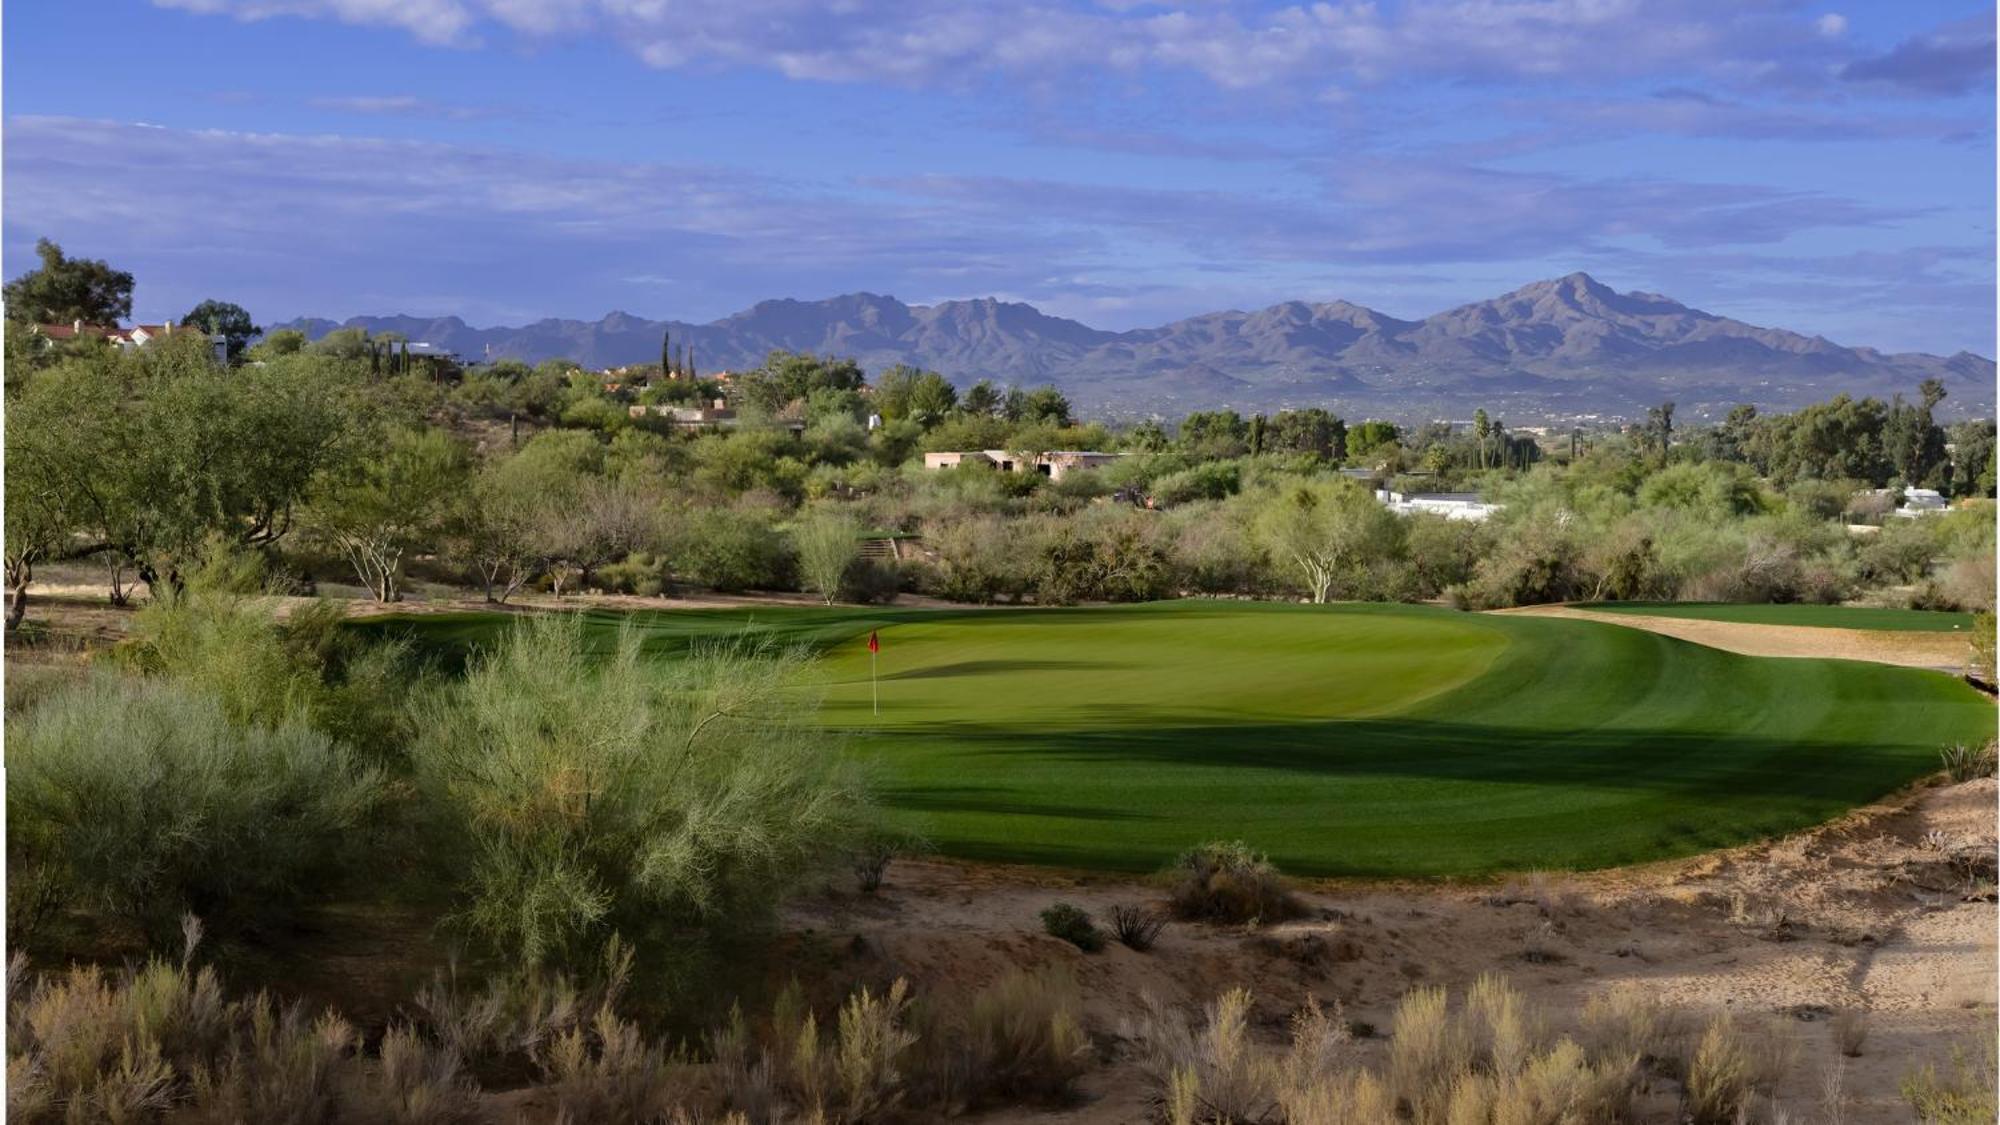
[871,647,879,716]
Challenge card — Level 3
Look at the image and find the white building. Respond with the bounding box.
[923,449,1123,481]
[1374,489,1502,522]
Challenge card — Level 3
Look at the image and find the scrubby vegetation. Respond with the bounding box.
[1167,842,1302,924]
[1136,976,1794,1125]
[6,299,1993,630]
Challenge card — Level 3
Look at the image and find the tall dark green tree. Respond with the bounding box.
[661,329,673,377]
[3,239,134,326]
[180,300,259,364]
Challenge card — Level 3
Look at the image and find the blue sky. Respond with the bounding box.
[4,1,1993,354]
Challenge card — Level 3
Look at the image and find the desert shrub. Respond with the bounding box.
[1152,461,1241,506]
[1403,514,1495,599]
[6,676,383,946]
[1167,841,1302,924]
[1110,904,1167,952]
[1462,518,1590,608]
[1030,509,1175,605]
[1683,1014,1789,1124]
[839,556,901,605]
[1832,1009,1868,1058]
[1971,612,1997,686]
[7,936,493,1125]
[954,969,1092,1104]
[597,550,672,597]
[1940,741,1998,782]
[409,615,874,971]
[793,509,862,605]
[1901,1042,1999,1125]
[669,506,792,591]
[114,593,415,766]
[925,516,1033,604]
[1039,903,1104,952]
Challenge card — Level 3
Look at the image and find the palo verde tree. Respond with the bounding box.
[1253,477,1403,604]
[2,238,134,326]
[409,615,875,969]
[305,427,472,603]
[793,508,862,605]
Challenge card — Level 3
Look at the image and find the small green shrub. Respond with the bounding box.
[1039,903,1104,952]
[1167,841,1302,924]
[1902,1043,1999,1124]
[1941,741,1998,783]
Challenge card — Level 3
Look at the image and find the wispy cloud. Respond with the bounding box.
[3,114,1984,351]
[153,0,1952,101]
[306,94,515,120]
[1840,15,1997,96]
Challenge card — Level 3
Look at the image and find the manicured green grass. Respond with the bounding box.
[1576,601,1979,633]
[362,601,1994,879]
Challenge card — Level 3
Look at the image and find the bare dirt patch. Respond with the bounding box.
[786,779,1998,1122]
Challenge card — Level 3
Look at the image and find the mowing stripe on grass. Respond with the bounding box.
[357,601,1994,878]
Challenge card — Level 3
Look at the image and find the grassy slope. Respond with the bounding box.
[362,602,1994,878]
[1576,601,1978,633]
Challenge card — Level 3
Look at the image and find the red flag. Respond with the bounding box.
[866,630,880,654]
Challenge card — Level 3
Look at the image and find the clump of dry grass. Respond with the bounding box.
[1139,975,1671,1125]
[1166,841,1302,924]
[1683,1013,1793,1124]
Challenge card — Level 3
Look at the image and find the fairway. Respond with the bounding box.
[1576,601,1979,633]
[363,601,1995,878]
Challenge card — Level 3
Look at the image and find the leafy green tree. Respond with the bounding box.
[1948,419,1997,498]
[248,327,307,359]
[905,371,959,426]
[1021,385,1073,427]
[1253,478,1402,603]
[1347,420,1400,462]
[306,428,471,602]
[2,238,133,326]
[1179,411,1248,460]
[960,379,1004,418]
[180,300,259,363]
[1883,381,1948,487]
[1267,408,1347,461]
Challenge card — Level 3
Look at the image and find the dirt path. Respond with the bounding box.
[1497,603,1977,672]
[787,779,1997,1123]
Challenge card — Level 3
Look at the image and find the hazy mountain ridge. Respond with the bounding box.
[275,273,1994,420]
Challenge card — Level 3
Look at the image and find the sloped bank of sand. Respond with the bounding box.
[784,778,1998,1123]
[1496,603,1978,672]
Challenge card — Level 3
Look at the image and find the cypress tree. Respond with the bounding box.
[662,329,672,378]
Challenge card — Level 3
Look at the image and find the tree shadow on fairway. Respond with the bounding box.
[880,659,1127,682]
[882,785,1164,822]
[864,714,1958,806]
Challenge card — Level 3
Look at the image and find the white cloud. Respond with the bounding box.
[1816,12,1847,38]
[153,0,1873,96]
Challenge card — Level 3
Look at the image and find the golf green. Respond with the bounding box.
[360,601,1995,878]
[1576,601,1980,633]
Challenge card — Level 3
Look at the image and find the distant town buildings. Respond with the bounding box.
[30,318,227,363]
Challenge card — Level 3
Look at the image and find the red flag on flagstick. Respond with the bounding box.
[867,630,880,653]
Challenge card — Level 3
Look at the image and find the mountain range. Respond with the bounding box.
[276,272,1994,421]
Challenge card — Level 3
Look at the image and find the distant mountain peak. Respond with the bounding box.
[272,274,1992,419]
